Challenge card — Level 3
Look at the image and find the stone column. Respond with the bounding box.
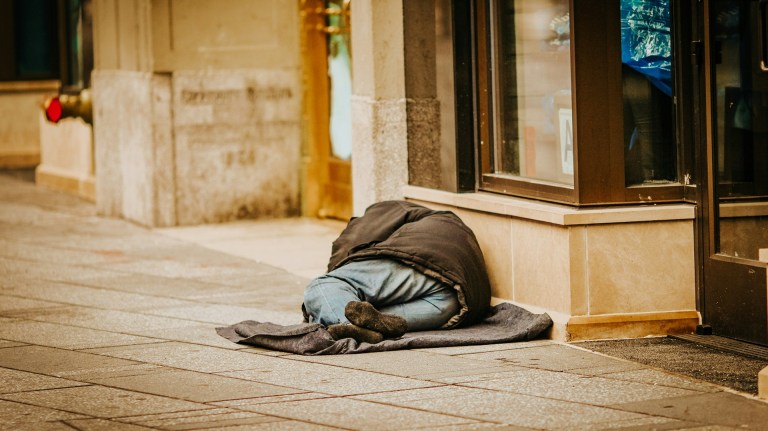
[403,1,441,190]
[349,0,408,216]
[91,0,302,227]
[92,0,175,226]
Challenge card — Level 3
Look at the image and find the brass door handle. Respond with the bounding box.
[315,0,350,34]
[316,7,345,16]
[316,24,347,34]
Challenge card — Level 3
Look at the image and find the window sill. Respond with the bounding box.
[403,185,695,226]
[0,80,60,93]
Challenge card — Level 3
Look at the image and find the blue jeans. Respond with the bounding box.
[303,259,459,332]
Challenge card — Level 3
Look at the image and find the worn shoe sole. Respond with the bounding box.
[327,322,384,344]
[345,301,408,338]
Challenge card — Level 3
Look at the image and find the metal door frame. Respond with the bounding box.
[696,0,768,346]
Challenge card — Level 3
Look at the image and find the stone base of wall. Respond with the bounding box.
[37,113,94,202]
[0,81,59,169]
[93,69,301,227]
[36,165,95,201]
[407,185,700,342]
[565,311,700,341]
[495,299,699,341]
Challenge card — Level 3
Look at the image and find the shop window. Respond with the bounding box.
[621,0,676,186]
[470,0,691,205]
[0,0,60,82]
[491,0,572,185]
[476,0,574,201]
[0,0,92,88]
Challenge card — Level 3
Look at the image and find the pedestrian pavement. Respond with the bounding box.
[1,172,768,431]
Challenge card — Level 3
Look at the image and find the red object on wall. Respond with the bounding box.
[45,97,63,123]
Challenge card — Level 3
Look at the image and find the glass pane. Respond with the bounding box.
[327,0,352,161]
[712,0,768,260]
[66,0,84,88]
[621,0,677,186]
[494,0,573,186]
[14,0,59,79]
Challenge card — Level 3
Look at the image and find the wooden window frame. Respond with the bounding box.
[472,0,692,206]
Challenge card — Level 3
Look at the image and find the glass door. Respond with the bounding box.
[300,0,353,220]
[701,0,768,346]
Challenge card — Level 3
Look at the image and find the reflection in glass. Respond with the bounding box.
[712,1,768,260]
[327,0,352,160]
[494,0,573,186]
[621,0,676,186]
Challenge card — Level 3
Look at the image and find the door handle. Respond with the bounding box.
[315,0,351,35]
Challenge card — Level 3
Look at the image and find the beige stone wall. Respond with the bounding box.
[0,79,93,200]
[171,70,301,224]
[350,0,448,213]
[0,83,58,167]
[36,114,95,200]
[93,70,173,225]
[582,222,695,315]
[91,0,302,226]
[350,0,409,216]
[94,0,300,71]
[406,189,699,341]
[151,0,298,71]
[92,0,153,71]
[403,2,441,190]
[350,97,408,216]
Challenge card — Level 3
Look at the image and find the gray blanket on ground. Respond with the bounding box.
[216,303,553,355]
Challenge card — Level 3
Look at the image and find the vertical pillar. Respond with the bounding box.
[403,1,441,190]
[349,0,408,215]
[92,0,302,226]
[92,0,176,226]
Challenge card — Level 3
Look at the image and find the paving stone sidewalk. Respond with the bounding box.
[1,173,768,431]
